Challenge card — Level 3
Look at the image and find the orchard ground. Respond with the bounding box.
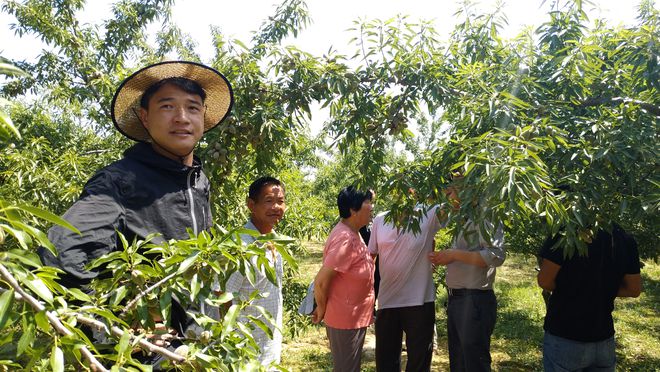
[280,242,660,371]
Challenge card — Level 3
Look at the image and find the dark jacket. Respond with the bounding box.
[38,143,213,333]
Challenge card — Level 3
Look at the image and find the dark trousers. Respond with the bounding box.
[446,290,497,372]
[375,302,435,372]
[327,326,367,372]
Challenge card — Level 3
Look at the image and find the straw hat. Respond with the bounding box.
[111,61,234,142]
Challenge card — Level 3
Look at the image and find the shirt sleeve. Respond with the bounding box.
[428,205,443,233]
[324,229,354,273]
[38,171,125,287]
[538,235,564,266]
[617,228,641,275]
[367,218,379,255]
[478,221,506,267]
[225,271,245,295]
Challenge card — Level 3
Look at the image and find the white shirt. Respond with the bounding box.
[368,206,442,310]
[225,220,283,368]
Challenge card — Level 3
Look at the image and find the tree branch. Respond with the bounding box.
[120,271,178,316]
[75,316,186,364]
[579,96,660,116]
[0,266,187,367]
[0,264,109,372]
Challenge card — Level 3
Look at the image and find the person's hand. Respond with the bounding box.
[428,250,454,266]
[311,306,325,324]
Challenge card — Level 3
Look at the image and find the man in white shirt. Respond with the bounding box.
[225,176,286,369]
[368,205,442,372]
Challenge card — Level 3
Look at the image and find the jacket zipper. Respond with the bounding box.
[187,170,198,236]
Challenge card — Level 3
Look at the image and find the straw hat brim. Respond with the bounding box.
[111,61,234,142]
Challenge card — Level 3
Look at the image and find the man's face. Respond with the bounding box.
[248,184,286,233]
[139,83,205,157]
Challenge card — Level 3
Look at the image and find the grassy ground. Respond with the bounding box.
[280,242,660,371]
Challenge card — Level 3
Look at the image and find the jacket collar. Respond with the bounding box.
[124,143,202,173]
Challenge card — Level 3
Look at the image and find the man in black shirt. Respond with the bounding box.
[537,224,642,371]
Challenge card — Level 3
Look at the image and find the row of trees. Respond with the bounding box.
[1,0,658,369]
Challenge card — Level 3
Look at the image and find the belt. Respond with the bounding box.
[447,288,493,297]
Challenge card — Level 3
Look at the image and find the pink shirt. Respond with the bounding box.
[322,222,375,329]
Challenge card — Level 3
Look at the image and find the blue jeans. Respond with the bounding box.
[543,332,616,372]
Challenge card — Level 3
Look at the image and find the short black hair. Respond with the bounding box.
[140,77,206,109]
[337,186,374,218]
[248,176,285,201]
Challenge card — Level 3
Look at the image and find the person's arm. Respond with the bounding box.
[428,249,487,267]
[616,226,642,298]
[311,266,336,324]
[367,217,379,259]
[38,171,124,287]
[617,274,642,297]
[537,258,561,292]
[429,221,505,268]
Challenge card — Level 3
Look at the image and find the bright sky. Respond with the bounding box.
[0,0,649,62]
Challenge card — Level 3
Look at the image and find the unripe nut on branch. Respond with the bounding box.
[174,345,189,358]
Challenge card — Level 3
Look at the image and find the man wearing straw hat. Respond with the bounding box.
[38,61,233,362]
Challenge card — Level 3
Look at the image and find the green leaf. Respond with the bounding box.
[6,220,51,252]
[87,251,124,269]
[247,317,273,338]
[86,308,128,327]
[34,311,50,333]
[0,289,14,329]
[116,329,131,356]
[17,204,80,234]
[0,63,29,77]
[67,288,92,303]
[276,243,297,271]
[17,323,34,356]
[110,286,129,307]
[50,345,64,372]
[159,290,172,324]
[221,304,240,340]
[243,261,257,286]
[177,251,199,274]
[5,250,42,268]
[136,297,150,329]
[190,273,201,300]
[0,224,31,249]
[22,277,53,304]
[0,110,21,141]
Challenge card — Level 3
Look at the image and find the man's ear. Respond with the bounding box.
[247,197,256,213]
[139,107,149,130]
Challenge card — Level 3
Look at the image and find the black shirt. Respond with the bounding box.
[539,225,640,342]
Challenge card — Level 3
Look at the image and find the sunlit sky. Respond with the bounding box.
[0,0,651,62]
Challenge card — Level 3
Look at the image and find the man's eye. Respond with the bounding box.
[189,106,201,112]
